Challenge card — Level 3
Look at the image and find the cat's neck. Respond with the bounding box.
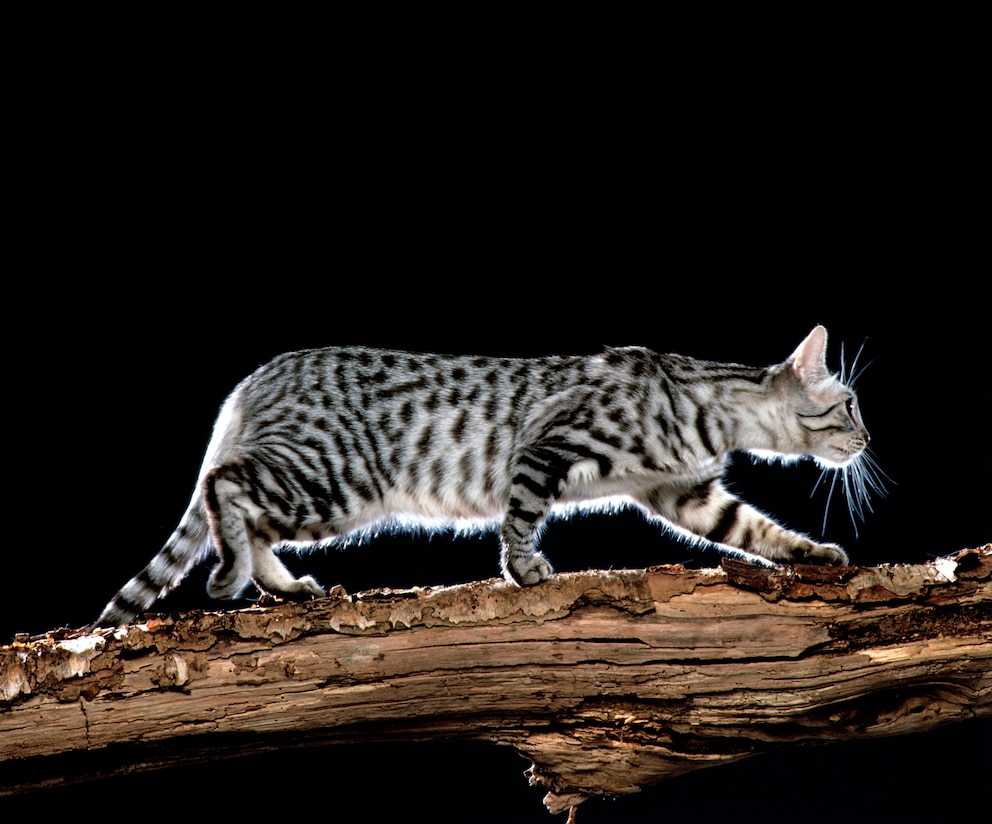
[688,370,784,458]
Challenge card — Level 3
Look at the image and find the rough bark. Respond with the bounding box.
[2,546,990,814]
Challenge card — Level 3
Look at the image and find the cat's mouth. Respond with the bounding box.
[816,433,870,469]
[814,444,866,469]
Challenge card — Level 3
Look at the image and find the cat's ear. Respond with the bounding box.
[788,326,830,387]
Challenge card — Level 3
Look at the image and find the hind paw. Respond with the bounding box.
[258,575,325,602]
[207,564,252,600]
[285,575,325,600]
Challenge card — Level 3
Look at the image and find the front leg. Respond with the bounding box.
[640,478,849,566]
[499,446,568,585]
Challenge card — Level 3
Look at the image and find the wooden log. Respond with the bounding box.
[2,545,990,815]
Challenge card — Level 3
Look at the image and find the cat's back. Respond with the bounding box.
[231,345,592,433]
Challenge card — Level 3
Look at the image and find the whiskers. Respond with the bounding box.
[839,338,874,388]
[812,447,891,538]
[813,335,892,538]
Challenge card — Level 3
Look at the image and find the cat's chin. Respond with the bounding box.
[747,449,856,471]
[812,454,857,470]
[746,449,806,466]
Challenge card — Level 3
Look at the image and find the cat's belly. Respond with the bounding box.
[327,486,505,538]
[302,459,724,542]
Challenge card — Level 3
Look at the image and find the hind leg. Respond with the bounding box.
[204,463,326,602]
[203,466,255,599]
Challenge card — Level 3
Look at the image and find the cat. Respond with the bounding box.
[96,325,874,627]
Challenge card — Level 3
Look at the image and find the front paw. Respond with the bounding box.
[505,551,554,586]
[799,542,849,566]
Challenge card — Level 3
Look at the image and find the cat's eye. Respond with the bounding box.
[845,397,856,417]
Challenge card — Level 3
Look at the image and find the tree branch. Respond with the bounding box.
[2,546,990,814]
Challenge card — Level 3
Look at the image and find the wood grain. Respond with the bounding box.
[2,546,989,814]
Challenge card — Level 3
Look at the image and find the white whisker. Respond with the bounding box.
[846,467,863,538]
[812,337,892,538]
[823,468,840,535]
[816,450,893,538]
[811,464,830,496]
[850,357,876,389]
[841,337,874,388]
[847,339,864,380]
[848,338,875,388]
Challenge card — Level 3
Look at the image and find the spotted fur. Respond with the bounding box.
[96,326,871,626]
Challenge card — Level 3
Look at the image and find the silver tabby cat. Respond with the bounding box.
[97,326,871,627]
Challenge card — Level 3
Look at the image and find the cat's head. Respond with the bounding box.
[766,325,889,536]
[773,325,871,468]
[746,326,886,536]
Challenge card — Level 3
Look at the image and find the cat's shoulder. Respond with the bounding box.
[592,345,669,377]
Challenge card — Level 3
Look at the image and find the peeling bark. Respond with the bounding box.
[2,546,990,815]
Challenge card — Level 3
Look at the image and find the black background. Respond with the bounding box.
[3,59,989,821]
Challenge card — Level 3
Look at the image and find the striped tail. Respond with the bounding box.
[94,492,212,628]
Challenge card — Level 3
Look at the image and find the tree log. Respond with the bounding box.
[2,546,990,814]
